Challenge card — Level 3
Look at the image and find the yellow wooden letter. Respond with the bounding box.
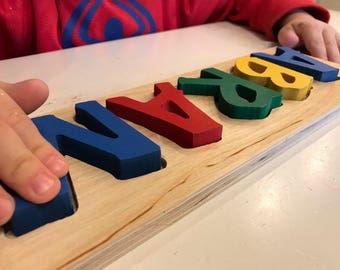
[232,56,313,101]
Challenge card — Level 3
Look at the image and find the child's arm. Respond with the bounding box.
[0,80,68,225]
[277,10,340,63]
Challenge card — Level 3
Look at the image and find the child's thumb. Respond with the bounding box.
[277,24,302,49]
[0,79,49,114]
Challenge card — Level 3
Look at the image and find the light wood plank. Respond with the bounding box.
[1,48,339,270]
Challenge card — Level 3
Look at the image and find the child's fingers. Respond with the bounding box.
[294,22,328,61]
[300,25,340,63]
[0,87,69,178]
[0,83,67,224]
[0,187,15,225]
[322,31,340,63]
[0,79,49,114]
[278,21,327,59]
[277,24,301,48]
[336,34,340,60]
[0,118,61,204]
[277,11,340,64]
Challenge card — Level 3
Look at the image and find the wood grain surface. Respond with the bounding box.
[1,48,339,270]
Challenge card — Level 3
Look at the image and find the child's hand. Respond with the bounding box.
[277,10,340,63]
[0,79,68,226]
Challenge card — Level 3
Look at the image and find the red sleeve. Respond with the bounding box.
[0,2,36,59]
[227,0,330,40]
[0,1,61,60]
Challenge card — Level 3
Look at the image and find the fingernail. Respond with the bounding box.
[0,197,13,224]
[45,155,68,175]
[31,173,55,195]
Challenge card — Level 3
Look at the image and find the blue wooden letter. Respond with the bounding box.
[251,46,339,82]
[8,101,161,236]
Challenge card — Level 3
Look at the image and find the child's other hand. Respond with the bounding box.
[0,79,68,226]
[277,10,340,63]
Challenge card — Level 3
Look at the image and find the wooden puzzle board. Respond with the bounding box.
[1,48,339,269]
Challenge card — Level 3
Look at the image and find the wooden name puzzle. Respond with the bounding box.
[1,47,339,269]
[5,47,339,235]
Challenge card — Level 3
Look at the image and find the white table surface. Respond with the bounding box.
[0,10,339,270]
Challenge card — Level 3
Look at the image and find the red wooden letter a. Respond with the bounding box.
[106,82,222,148]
